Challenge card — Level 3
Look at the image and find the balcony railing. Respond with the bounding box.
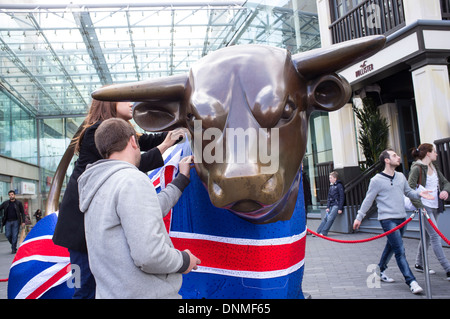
[330,0,405,43]
[442,0,450,20]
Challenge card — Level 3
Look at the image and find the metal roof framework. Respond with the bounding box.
[0,1,319,118]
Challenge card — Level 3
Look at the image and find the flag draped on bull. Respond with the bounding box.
[7,212,74,299]
[7,139,306,299]
[151,140,306,299]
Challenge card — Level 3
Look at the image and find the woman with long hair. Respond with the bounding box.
[53,99,184,298]
[408,143,450,281]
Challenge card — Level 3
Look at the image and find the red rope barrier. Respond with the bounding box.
[0,278,8,282]
[424,212,450,245]
[307,216,414,244]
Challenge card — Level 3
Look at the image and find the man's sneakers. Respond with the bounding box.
[409,280,423,294]
[380,271,423,294]
[380,271,395,283]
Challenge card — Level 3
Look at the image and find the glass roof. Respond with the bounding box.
[0,1,320,118]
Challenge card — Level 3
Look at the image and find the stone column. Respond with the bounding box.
[411,64,450,144]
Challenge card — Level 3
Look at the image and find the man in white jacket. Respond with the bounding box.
[78,118,200,298]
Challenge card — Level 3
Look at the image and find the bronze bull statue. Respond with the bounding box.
[91,35,385,224]
[40,35,385,299]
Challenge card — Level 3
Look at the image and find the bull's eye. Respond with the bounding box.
[281,102,295,120]
[186,113,195,131]
[187,113,195,122]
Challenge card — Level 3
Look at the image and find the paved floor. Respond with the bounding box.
[0,218,449,299]
[0,233,15,300]
[303,218,450,299]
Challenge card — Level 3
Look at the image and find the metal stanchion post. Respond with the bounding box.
[418,208,432,299]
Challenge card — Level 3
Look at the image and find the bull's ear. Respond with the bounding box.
[91,74,188,132]
[307,73,352,112]
[133,100,186,132]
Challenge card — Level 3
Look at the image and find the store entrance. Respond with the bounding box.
[396,99,420,175]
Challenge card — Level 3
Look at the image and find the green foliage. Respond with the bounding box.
[353,97,390,167]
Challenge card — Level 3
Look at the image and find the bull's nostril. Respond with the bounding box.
[261,175,276,193]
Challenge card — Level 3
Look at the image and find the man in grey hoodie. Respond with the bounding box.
[78,118,200,299]
[353,149,433,295]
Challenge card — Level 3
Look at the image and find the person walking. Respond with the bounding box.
[79,118,200,298]
[53,99,184,299]
[353,149,434,294]
[316,171,344,236]
[408,143,450,280]
[0,190,25,253]
[33,209,42,223]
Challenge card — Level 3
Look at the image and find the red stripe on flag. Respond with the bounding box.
[26,264,71,299]
[13,239,70,263]
[152,176,160,187]
[163,165,175,233]
[171,236,305,272]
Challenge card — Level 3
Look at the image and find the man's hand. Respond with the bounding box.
[419,189,435,200]
[178,156,194,178]
[353,219,361,230]
[182,249,201,274]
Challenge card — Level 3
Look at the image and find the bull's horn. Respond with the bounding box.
[91,73,188,102]
[293,35,386,80]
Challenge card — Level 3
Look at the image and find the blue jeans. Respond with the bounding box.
[415,206,450,272]
[317,205,339,236]
[378,218,416,285]
[5,220,20,251]
[68,249,96,299]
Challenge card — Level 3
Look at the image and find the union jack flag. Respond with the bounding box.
[151,141,306,299]
[7,212,74,299]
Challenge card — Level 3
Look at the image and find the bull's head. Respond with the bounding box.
[92,35,385,224]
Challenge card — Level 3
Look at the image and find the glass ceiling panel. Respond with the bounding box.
[0,1,319,118]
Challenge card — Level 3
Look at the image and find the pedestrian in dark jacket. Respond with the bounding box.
[53,99,185,299]
[0,190,25,253]
[316,171,344,236]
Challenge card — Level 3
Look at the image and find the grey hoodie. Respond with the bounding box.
[78,159,190,299]
[356,171,421,222]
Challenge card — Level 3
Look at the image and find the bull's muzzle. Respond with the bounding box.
[206,164,284,221]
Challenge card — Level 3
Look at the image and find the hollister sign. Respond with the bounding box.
[355,60,374,78]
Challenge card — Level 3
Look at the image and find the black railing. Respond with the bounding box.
[442,0,450,20]
[330,0,405,43]
[344,161,383,221]
[435,137,450,204]
[315,161,334,205]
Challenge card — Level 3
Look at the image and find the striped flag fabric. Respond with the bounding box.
[151,140,306,299]
[7,212,74,299]
[7,138,306,299]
